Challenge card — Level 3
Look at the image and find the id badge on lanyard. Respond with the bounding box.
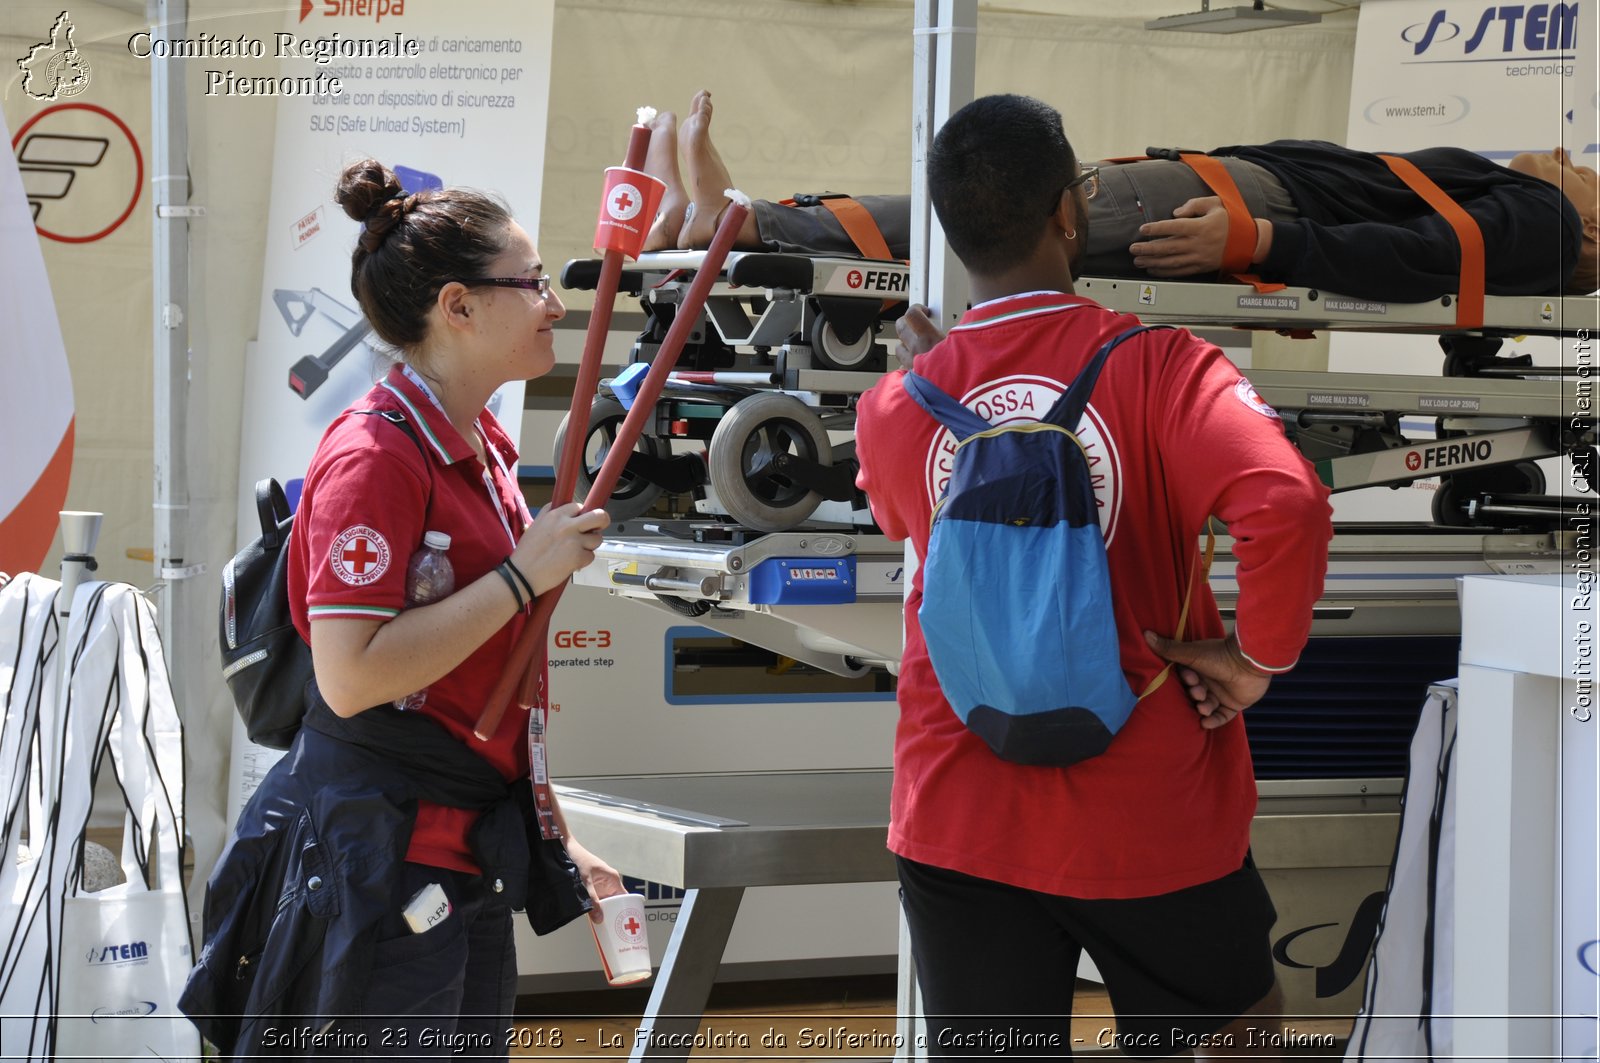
[527,644,562,841]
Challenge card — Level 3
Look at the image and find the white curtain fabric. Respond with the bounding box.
[540,0,1357,312]
[0,575,192,1060]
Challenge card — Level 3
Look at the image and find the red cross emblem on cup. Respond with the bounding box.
[615,906,645,943]
[330,525,391,586]
[608,182,644,222]
[593,166,666,258]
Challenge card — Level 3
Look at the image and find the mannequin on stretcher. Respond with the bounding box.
[592,93,1595,539]
[642,91,1600,304]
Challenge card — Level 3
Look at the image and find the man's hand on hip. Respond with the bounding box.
[1143,629,1273,729]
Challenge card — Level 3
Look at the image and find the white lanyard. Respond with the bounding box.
[403,366,522,548]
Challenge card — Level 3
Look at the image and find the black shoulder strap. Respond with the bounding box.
[254,478,292,544]
[251,410,426,541]
[351,407,427,460]
[349,408,434,521]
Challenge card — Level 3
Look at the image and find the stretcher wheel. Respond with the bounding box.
[1430,479,1472,527]
[1431,460,1546,527]
[708,393,833,532]
[552,397,665,522]
[812,312,878,371]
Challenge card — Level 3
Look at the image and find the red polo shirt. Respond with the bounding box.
[855,292,1332,899]
[288,365,534,873]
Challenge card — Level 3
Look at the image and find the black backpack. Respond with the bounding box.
[220,410,423,749]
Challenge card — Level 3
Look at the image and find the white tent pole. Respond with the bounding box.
[56,512,103,618]
[148,0,201,723]
[898,4,975,1060]
[54,512,102,784]
[909,0,975,329]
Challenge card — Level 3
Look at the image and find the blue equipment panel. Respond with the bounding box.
[747,557,857,605]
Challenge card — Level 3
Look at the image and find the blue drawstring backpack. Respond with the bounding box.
[904,324,1198,766]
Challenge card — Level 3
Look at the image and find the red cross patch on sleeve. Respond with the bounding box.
[1233,377,1281,420]
[329,525,392,586]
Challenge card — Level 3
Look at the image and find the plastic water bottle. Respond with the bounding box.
[394,530,454,712]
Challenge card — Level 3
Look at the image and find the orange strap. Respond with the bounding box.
[1177,153,1262,278]
[1379,153,1485,329]
[817,197,896,261]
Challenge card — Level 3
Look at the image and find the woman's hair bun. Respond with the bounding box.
[335,159,404,224]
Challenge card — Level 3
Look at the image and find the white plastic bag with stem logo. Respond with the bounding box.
[55,580,198,1060]
[0,578,199,1061]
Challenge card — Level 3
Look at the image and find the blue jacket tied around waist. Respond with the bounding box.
[178,693,590,1056]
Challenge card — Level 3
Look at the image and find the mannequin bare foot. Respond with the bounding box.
[642,109,687,252]
[679,89,736,246]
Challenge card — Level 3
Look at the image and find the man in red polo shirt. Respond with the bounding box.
[854,95,1333,1059]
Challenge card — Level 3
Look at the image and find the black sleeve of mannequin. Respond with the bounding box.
[1258,182,1580,300]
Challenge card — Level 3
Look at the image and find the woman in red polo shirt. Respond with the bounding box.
[185,159,618,1059]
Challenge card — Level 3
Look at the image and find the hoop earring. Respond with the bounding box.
[1064,227,1077,241]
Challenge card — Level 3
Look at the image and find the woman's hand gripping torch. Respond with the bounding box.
[472,170,753,740]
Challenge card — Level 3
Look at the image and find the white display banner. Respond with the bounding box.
[1347,0,1593,153]
[1344,8,1598,1055]
[226,0,555,784]
[0,107,75,577]
[1334,0,1595,519]
[235,0,554,509]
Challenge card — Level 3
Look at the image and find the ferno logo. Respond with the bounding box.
[300,0,405,22]
[87,940,149,965]
[846,269,909,293]
[1405,3,1578,57]
[1417,438,1493,471]
[554,629,611,649]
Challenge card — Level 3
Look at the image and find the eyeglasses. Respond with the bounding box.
[459,275,553,296]
[1068,164,1101,199]
[1047,164,1101,214]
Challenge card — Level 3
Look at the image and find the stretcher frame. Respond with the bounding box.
[562,263,1593,665]
[559,251,914,533]
[565,250,1595,530]
[1075,275,1599,337]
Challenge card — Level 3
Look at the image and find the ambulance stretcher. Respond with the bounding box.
[1082,277,1600,524]
[572,524,1575,677]
[558,250,911,532]
[564,251,1597,534]
[558,251,1594,676]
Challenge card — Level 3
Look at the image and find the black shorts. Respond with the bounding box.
[897,854,1278,1060]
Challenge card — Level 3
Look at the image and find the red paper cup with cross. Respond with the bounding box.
[590,892,652,986]
[593,167,666,259]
